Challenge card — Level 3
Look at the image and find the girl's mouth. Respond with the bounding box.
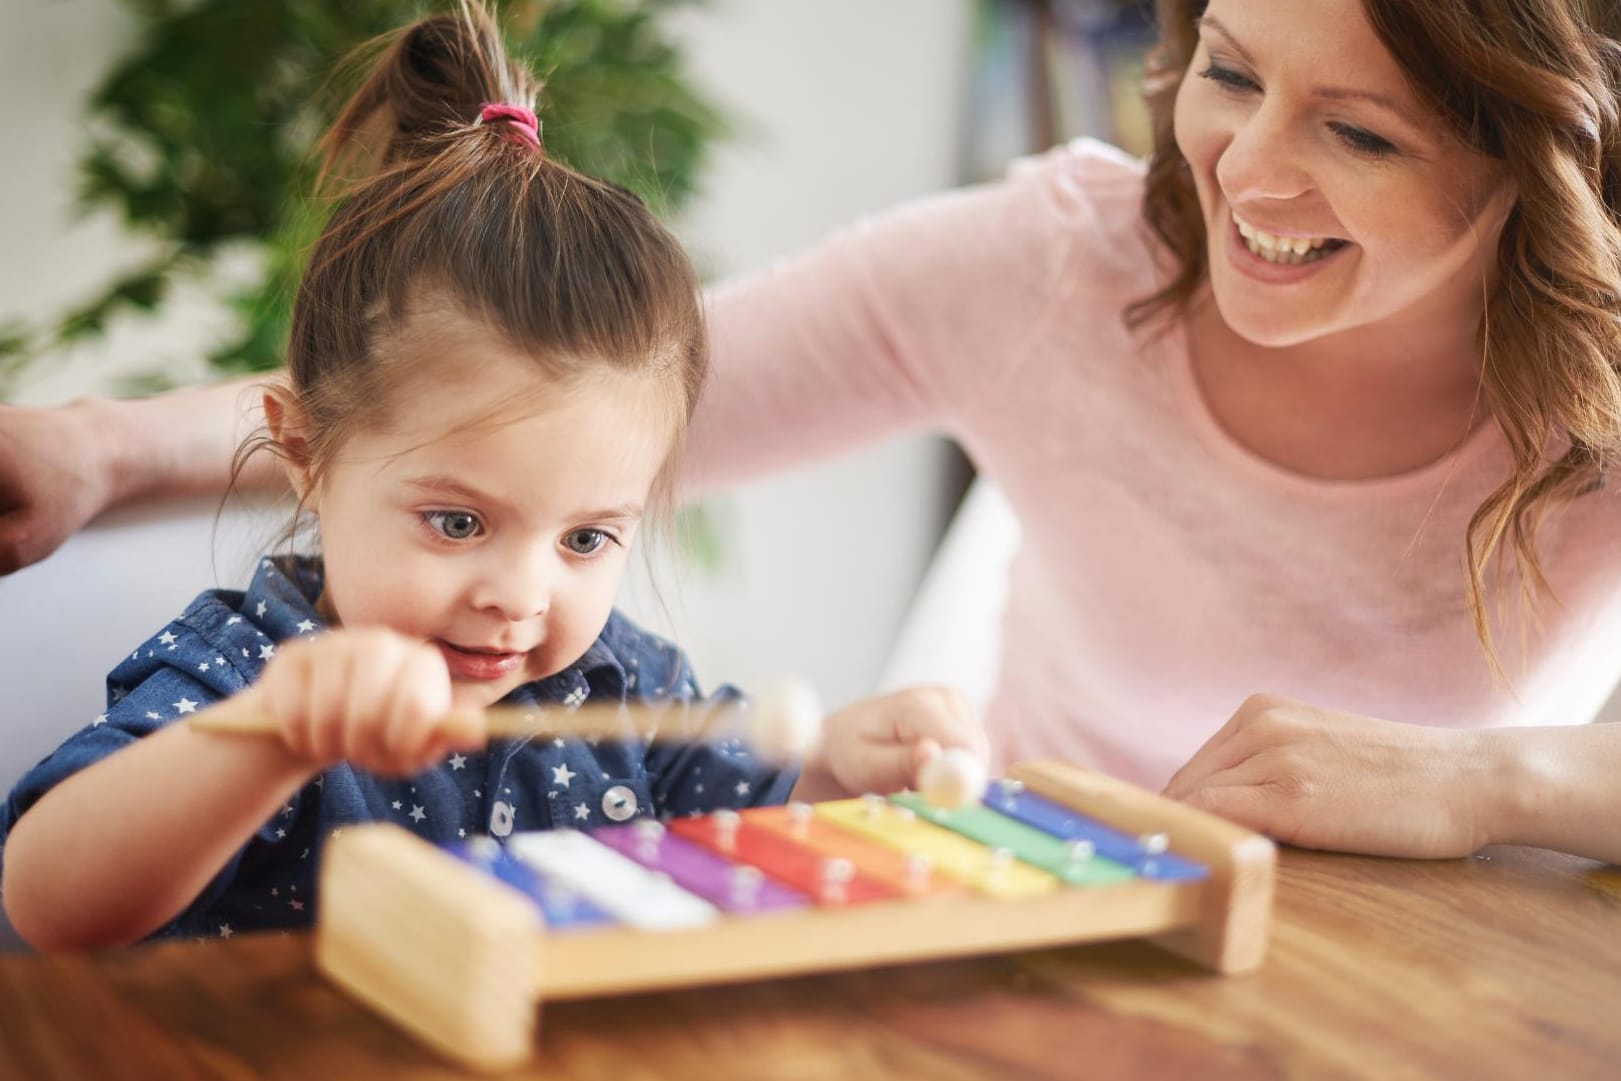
[437,641,526,681]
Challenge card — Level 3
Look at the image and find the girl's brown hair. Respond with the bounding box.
[1132,0,1621,662]
[243,1,705,515]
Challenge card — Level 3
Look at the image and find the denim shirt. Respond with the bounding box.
[0,556,797,941]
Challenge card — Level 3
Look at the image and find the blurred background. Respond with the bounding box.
[0,0,1154,713]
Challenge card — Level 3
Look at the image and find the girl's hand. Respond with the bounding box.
[1162,694,1497,858]
[791,686,990,802]
[249,627,485,776]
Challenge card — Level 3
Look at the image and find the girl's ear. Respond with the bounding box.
[262,386,319,511]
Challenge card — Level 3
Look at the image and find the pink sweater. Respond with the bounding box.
[688,139,1621,788]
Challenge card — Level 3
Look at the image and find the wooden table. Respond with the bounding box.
[0,845,1616,1081]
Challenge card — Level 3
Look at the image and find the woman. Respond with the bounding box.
[5,0,1620,862]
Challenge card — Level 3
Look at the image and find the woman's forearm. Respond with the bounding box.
[85,373,290,510]
[1481,723,1621,865]
[1,700,314,950]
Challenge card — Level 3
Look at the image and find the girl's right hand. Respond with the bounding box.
[249,627,485,776]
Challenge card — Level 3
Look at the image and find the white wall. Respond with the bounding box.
[0,0,974,710]
[636,1,972,706]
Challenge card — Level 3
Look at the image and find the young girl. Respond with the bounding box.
[5,0,1621,865]
[0,5,986,952]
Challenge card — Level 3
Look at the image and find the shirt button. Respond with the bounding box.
[602,785,638,822]
[490,800,515,837]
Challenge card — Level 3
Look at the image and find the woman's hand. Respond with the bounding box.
[1163,694,1501,858]
[250,627,484,776]
[0,400,115,575]
[790,685,990,802]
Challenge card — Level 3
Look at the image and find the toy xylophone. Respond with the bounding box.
[315,760,1277,1071]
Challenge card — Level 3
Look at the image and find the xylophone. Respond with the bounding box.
[314,760,1277,1071]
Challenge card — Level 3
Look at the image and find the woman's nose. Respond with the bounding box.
[1215,102,1314,206]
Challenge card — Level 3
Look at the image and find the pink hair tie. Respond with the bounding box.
[476,102,541,151]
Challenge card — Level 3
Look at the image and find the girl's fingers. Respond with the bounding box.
[343,639,408,767]
[855,741,923,794]
[305,643,351,764]
[890,688,989,760]
[267,642,317,760]
[379,647,454,770]
[910,737,944,775]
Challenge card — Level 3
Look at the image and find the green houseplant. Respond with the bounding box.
[0,0,726,390]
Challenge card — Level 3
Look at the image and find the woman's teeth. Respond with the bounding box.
[1235,218,1344,265]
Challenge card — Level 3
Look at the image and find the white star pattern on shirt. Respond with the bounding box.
[551,763,575,788]
[409,805,427,823]
[259,643,276,660]
[289,899,304,912]
[158,630,178,647]
[92,714,107,727]
[735,781,751,797]
[573,803,590,821]
[563,685,588,708]
[449,754,467,771]
[255,601,267,618]
[145,711,161,720]
[275,828,286,840]
[552,737,565,748]
[219,924,233,939]
[197,661,210,672]
[173,698,198,715]
[111,685,127,702]
[296,619,316,633]
[227,615,242,625]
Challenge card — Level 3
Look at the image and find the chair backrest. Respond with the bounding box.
[878,479,1021,714]
[0,495,286,951]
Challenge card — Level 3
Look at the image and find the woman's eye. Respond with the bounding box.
[1329,122,1398,159]
[563,529,609,556]
[425,511,482,540]
[1197,62,1259,94]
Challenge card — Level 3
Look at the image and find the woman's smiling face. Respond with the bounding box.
[1172,0,1515,348]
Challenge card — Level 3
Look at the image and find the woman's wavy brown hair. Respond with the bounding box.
[1131,0,1621,665]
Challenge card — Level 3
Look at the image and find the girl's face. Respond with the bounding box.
[300,311,678,710]
[1172,0,1514,348]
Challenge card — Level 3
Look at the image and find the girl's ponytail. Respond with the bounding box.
[318,3,541,188]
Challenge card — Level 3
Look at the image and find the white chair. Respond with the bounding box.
[0,495,286,951]
[877,479,1021,713]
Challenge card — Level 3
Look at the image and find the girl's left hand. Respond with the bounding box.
[790,686,990,803]
[1162,694,1498,859]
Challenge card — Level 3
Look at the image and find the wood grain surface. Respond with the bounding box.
[0,845,1616,1081]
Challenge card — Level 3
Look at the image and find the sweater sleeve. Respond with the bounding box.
[682,141,1127,496]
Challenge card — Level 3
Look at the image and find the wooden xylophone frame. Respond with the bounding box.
[314,760,1277,1072]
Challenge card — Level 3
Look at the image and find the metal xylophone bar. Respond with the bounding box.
[314,761,1277,1073]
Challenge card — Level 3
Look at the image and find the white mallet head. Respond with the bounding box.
[916,746,989,810]
[748,676,823,762]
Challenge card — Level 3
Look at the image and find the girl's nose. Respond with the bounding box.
[472,549,553,622]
